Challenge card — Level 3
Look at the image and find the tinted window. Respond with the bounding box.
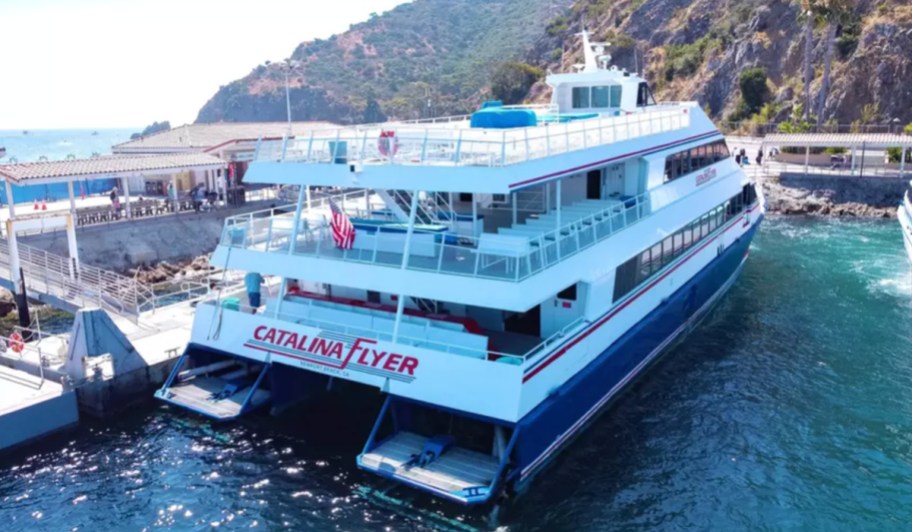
[572,87,590,109]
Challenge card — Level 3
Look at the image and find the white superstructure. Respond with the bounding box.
[158,32,763,506]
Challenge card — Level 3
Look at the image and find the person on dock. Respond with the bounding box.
[245,272,264,313]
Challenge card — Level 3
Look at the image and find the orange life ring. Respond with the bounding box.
[378,130,399,157]
[9,331,24,353]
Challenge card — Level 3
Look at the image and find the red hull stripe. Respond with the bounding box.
[522,205,758,383]
[508,130,719,189]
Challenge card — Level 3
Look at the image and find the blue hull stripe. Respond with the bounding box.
[514,217,761,485]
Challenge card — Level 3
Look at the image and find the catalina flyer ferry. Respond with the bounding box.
[156,34,763,506]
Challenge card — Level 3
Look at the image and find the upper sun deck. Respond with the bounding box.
[245,104,696,193]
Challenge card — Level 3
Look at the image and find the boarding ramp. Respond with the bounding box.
[155,348,272,420]
[0,238,156,321]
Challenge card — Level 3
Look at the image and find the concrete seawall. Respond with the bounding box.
[20,203,274,272]
[762,172,905,217]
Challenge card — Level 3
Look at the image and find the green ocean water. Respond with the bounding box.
[1,216,911,530]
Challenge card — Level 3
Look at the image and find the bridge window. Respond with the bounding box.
[572,87,590,109]
[573,85,623,109]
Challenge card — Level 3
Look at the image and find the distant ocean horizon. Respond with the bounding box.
[0,128,138,203]
[0,128,137,164]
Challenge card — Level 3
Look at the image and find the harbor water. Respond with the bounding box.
[1,215,911,530]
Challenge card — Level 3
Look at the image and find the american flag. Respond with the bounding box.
[329,199,355,249]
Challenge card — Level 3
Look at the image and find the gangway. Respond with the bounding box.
[0,238,156,321]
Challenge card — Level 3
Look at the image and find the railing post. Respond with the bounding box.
[253,136,263,160]
[421,129,429,162]
[524,128,530,161]
[306,131,315,162]
[500,131,507,165]
[545,125,551,156]
[453,130,465,164]
[280,134,289,161]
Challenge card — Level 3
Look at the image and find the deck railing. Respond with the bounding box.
[201,298,585,366]
[219,188,652,283]
[254,106,692,168]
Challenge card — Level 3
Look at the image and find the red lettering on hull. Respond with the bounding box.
[247,327,419,378]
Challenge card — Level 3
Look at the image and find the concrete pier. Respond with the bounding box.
[1,298,200,420]
[0,366,78,452]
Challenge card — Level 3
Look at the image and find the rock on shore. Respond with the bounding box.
[761,173,903,218]
[129,255,213,284]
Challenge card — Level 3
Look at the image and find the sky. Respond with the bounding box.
[0,0,410,129]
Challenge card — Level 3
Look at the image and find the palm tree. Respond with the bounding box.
[799,0,818,122]
[815,0,853,129]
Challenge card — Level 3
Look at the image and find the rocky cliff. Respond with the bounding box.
[197,0,912,128]
[536,0,912,126]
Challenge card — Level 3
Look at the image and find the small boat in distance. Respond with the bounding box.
[0,147,6,158]
[897,181,912,263]
[22,130,29,135]
[92,131,99,136]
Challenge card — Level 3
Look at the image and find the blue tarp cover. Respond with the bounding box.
[470,107,537,129]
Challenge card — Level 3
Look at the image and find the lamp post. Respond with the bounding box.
[281,58,302,135]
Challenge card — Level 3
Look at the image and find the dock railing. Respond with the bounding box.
[254,106,692,168]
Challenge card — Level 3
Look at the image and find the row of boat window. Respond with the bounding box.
[612,183,757,302]
[571,85,623,109]
[664,140,730,182]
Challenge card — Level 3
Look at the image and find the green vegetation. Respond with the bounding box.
[663,36,721,82]
[725,68,770,123]
[887,123,912,163]
[130,121,170,140]
[490,62,544,105]
[197,0,554,123]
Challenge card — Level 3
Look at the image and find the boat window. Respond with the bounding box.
[637,82,650,106]
[591,86,610,108]
[611,185,759,303]
[572,87,590,109]
[664,140,731,183]
[610,86,622,107]
[557,284,577,301]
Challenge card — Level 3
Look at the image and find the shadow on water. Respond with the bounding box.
[3,217,912,530]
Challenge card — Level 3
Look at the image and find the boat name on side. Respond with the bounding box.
[250,325,419,377]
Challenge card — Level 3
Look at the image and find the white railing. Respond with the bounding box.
[254,106,692,168]
[220,188,653,283]
[202,299,530,364]
[0,239,157,319]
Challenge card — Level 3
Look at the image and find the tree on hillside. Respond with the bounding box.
[739,67,769,116]
[798,0,820,121]
[363,97,387,124]
[816,0,853,128]
[490,62,544,105]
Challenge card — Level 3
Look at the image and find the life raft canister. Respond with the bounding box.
[378,130,399,157]
[9,331,24,353]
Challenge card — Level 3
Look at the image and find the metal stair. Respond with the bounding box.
[0,239,156,321]
[376,190,458,227]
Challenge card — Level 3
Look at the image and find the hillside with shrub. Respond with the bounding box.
[534,0,912,131]
[196,0,554,124]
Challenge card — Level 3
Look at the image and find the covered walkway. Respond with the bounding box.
[761,133,912,178]
[0,153,226,323]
